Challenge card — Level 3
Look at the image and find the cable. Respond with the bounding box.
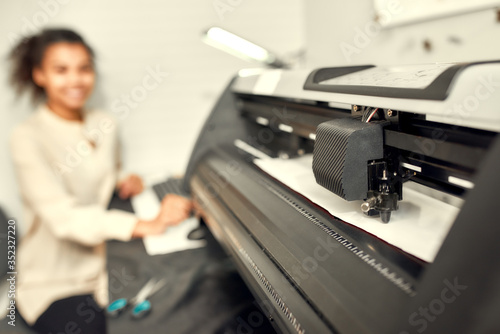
[365,108,378,123]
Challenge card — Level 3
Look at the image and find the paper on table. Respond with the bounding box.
[142,217,207,256]
[254,155,459,263]
[131,187,206,256]
[131,187,161,220]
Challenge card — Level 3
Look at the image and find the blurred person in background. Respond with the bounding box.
[8,28,192,334]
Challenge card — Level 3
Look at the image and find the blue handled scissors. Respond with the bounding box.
[107,278,166,319]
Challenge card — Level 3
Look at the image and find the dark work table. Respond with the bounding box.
[0,194,275,334]
[106,193,276,334]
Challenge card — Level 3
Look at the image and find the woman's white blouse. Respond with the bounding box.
[10,105,138,325]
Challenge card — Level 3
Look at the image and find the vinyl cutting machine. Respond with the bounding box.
[180,61,500,334]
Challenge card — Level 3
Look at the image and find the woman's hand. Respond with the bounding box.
[156,194,193,227]
[131,194,193,238]
[117,174,144,199]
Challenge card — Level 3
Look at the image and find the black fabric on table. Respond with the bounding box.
[106,193,277,334]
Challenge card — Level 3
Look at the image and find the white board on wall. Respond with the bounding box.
[374,0,500,28]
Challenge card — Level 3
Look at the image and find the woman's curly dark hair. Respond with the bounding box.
[9,28,95,103]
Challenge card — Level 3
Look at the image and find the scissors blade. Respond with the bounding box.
[147,278,167,298]
[131,278,157,303]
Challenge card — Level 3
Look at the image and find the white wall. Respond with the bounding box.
[304,0,500,67]
[0,0,304,228]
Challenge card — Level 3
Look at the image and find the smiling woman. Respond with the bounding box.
[8,29,193,334]
[32,42,95,121]
[10,29,95,104]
